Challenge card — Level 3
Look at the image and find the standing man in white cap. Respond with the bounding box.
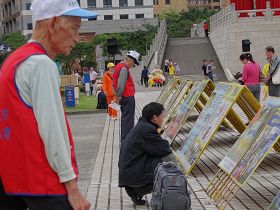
[0,0,98,209]
[113,51,140,141]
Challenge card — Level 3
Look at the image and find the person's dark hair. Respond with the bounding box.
[142,102,164,121]
[203,59,207,62]
[265,46,275,53]
[210,60,214,62]
[144,66,147,68]
[239,53,255,63]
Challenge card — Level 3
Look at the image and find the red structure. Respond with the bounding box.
[230,0,280,16]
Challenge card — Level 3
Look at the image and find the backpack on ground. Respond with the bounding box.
[151,162,191,210]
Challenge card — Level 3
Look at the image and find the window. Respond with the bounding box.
[88,17,97,21]
[135,13,144,19]
[135,0,143,6]
[26,3,31,10]
[104,0,112,7]
[213,6,220,9]
[165,0,170,4]
[120,14,128,19]
[88,0,96,8]
[104,15,113,20]
[119,0,128,7]
[27,23,33,30]
[213,0,220,2]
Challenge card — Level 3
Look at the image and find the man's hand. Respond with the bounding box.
[265,75,270,86]
[65,179,90,210]
[115,97,121,104]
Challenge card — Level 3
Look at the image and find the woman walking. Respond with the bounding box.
[240,53,261,101]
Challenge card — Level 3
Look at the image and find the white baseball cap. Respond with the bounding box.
[127,50,140,65]
[31,0,98,22]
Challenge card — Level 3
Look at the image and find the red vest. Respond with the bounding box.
[0,42,78,195]
[113,63,135,97]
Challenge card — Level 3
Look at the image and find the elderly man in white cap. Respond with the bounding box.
[0,0,97,210]
[113,50,140,141]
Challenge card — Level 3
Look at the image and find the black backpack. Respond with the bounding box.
[151,162,191,210]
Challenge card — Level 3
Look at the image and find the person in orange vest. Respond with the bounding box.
[113,51,140,141]
[103,62,118,120]
[0,0,97,209]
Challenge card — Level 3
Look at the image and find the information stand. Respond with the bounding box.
[206,97,280,210]
[161,80,214,143]
[161,80,193,130]
[175,83,261,175]
[156,77,180,105]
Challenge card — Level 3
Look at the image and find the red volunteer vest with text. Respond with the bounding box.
[0,42,78,195]
[113,63,135,97]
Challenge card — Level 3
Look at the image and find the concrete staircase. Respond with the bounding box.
[163,37,227,82]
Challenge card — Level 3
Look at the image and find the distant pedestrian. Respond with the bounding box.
[168,63,175,77]
[113,50,140,141]
[90,67,97,95]
[265,46,280,97]
[202,59,208,79]
[206,60,215,82]
[239,53,261,101]
[96,86,108,109]
[193,24,198,37]
[203,22,209,38]
[174,62,181,76]
[141,66,149,87]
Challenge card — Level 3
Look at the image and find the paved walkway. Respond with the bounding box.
[68,91,280,210]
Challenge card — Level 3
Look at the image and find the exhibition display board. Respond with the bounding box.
[156,77,180,105]
[161,80,214,143]
[175,83,261,175]
[206,97,280,210]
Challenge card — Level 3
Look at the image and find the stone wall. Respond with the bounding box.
[211,17,280,76]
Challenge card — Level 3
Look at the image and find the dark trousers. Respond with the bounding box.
[144,77,149,87]
[0,179,72,210]
[120,96,135,141]
[124,153,177,199]
[205,29,209,37]
[247,84,260,102]
[208,71,214,82]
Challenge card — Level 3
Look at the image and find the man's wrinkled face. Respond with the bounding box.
[50,16,81,56]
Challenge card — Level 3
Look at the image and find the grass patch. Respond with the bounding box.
[65,94,97,112]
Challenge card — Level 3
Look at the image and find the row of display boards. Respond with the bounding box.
[156,77,280,210]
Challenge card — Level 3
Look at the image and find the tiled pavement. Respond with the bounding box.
[68,91,280,210]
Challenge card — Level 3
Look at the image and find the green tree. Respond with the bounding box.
[56,41,96,75]
[160,8,218,37]
[2,32,27,49]
[92,24,157,57]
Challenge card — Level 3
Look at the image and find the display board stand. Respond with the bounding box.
[161,80,215,143]
[206,97,280,210]
[156,77,180,105]
[176,83,261,175]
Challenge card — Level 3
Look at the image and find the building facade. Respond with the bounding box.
[0,0,32,36]
[153,0,188,16]
[188,0,230,9]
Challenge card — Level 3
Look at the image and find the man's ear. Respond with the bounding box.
[48,16,58,34]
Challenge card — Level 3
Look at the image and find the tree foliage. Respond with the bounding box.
[0,32,27,65]
[55,41,96,75]
[160,8,218,37]
[2,32,27,49]
[92,24,158,57]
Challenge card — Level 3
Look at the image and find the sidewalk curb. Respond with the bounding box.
[66,109,107,115]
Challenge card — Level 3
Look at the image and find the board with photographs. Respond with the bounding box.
[156,77,179,105]
[269,191,280,210]
[161,80,212,143]
[219,97,280,175]
[176,83,247,174]
[206,97,280,210]
[161,81,193,131]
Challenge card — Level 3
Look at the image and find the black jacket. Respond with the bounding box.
[119,117,172,187]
